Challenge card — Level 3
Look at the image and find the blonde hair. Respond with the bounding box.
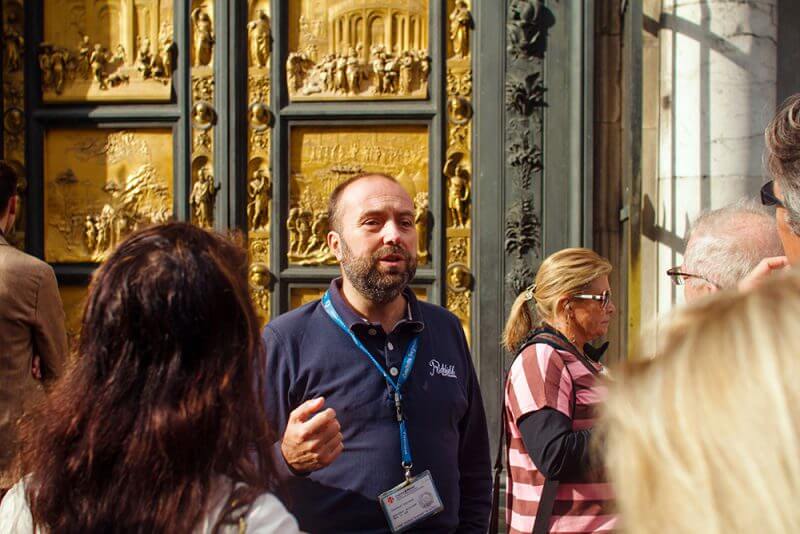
[501,248,612,353]
[599,273,800,534]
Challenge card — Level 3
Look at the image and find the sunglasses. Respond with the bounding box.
[761,181,784,209]
[572,289,612,310]
[666,266,719,288]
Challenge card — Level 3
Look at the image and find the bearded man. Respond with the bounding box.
[262,173,491,533]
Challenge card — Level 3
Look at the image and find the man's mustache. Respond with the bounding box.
[371,245,411,263]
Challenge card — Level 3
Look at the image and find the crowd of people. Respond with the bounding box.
[2,95,800,533]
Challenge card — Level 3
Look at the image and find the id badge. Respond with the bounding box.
[378,470,444,533]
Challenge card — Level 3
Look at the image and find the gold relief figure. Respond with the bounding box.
[247,10,271,68]
[399,52,415,96]
[446,166,471,228]
[84,215,97,253]
[136,37,154,78]
[77,35,92,79]
[414,192,430,264]
[90,44,110,89]
[447,263,472,292]
[249,262,271,318]
[38,45,70,95]
[190,165,219,228]
[3,12,23,73]
[287,207,301,254]
[286,53,310,94]
[247,168,271,230]
[191,101,216,130]
[449,1,472,58]
[448,95,473,125]
[192,8,215,68]
[159,38,176,78]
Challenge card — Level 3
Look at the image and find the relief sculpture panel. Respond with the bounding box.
[44,129,174,263]
[289,125,429,266]
[247,0,273,325]
[3,0,25,248]
[287,0,430,101]
[41,0,175,102]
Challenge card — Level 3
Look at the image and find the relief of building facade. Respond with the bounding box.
[40,0,175,102]
[287,0,430,100]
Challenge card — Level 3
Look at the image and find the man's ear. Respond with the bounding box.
[8,195,17,218]
[328,230,342,261]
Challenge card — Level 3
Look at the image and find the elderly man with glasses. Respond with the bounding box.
[668,200,784,302]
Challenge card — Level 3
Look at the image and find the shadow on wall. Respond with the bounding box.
[641,193,687,256]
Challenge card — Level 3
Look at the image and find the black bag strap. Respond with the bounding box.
[488,328,599,534]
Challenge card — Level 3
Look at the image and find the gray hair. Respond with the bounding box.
[683,199,784,289]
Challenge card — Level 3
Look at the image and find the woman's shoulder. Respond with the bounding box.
[244,492,303,533]
[0,479,35,534]
[510,340,569,376]
[201,479,302,534]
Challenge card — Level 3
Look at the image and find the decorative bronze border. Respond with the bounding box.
[445,0,474,343]
[504,0,546,295]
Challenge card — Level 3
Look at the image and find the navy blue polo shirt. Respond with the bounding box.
[263,279,491,533]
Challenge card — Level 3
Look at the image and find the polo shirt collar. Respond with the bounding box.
[327,277,425,334]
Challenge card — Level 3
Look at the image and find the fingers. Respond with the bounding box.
[762,256,790,271]
[289,396,325,424]
[739,256,790,292]
[304,406,338,435]
[317,436,345,466]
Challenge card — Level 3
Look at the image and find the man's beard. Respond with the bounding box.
[340,239,417,304]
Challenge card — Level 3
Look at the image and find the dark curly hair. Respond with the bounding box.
[19,222,277,533]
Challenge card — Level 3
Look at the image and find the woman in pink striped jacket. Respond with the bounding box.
[501,248,617,534]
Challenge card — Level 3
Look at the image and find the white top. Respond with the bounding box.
[0,478,303,533]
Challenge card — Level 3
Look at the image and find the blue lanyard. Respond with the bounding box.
[321,291,418,476]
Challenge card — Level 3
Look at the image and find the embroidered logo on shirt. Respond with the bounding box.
[429,359,457,378]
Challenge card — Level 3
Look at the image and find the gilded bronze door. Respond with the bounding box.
[4,0,475,346]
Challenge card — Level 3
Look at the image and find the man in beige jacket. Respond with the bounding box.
[0,161,67,496]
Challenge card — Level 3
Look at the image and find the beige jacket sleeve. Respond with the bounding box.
[32,265,67,381]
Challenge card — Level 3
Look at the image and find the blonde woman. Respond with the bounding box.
[501,248,616,534]
[600,273,800,534]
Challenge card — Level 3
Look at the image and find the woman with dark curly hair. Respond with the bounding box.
[0,222,301,533]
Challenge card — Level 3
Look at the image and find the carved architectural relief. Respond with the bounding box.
[44,129,174,263]
[289,125,428,266]
[504,0,545,296]
[445,0,473,341]
[248,1,273,325]
[3,0,25,248]
[41,0,174,102]
[287,0,430,101]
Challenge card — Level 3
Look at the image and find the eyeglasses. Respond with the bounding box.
[666,266,719,288]
[761,180,784,209]
[572,289,612,310]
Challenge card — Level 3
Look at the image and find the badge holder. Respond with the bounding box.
[379,468,444,533]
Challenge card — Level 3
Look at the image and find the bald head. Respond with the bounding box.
[327,173,404,233]
[684,200,784,295]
